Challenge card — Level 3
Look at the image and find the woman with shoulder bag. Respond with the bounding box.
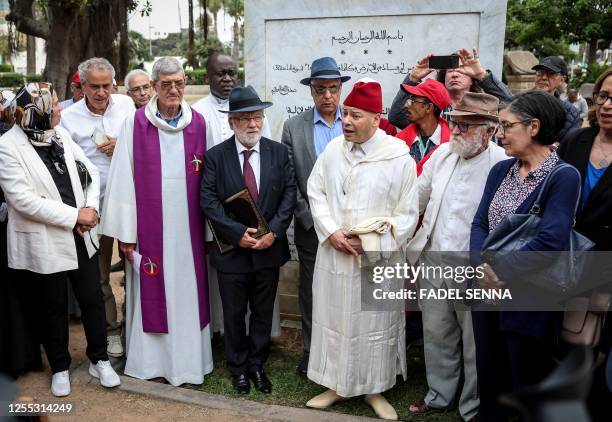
[558,68,612,422]
[470,90,582,422]
[0,83,120,396]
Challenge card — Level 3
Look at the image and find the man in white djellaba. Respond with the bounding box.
[99,57,213,386]
[306,78,419,420]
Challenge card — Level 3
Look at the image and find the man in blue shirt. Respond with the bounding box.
[281,57,350,376]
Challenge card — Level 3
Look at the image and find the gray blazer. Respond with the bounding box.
[281,108,317,231]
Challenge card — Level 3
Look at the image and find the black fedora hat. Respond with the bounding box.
[300,57,351,85]
[220,85,273,113]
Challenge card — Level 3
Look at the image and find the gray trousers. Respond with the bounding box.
[420,276,479,421]
[294,223,318,355]
[98,235,121,336]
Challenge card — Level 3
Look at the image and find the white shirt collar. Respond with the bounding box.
[82,94,115,117]
[413,123,442,146]
[235,138,260,155]
[211,93,229,106]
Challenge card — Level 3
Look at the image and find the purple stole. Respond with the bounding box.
[133,107,209,333]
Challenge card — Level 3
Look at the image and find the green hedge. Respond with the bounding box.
[0,64,14,72]
[185,69,206,85]
[0,72,43,88]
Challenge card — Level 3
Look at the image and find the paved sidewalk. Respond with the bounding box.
[13,247,377,421]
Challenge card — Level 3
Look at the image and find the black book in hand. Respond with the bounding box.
[208,188,270,254]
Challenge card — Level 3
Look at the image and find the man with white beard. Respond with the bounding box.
[200,86,296,395]
[405,92,507,421]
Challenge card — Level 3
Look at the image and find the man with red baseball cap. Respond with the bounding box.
[396,79,452,175]
[306,78,419,420]
[60,70,84,110]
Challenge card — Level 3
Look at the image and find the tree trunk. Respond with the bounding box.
[213,11,218,38]
[44,4,81,100]
[26,35,36,74]
[8,0,127,98]
[231,20,239,60]
[586,38,599,63]
[203,0,208,41]
[188,0,196,67]
[118,0,129,84]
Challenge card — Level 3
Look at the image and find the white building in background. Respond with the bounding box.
[10,38,46,74]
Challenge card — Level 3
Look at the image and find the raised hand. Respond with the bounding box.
[409,53,434,82]
[456,48,487,81]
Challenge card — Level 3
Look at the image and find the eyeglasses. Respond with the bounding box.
[495,119,533,136]
[158,79,186,90]
[311,84,340,95]
[128,84,151,94]
[448,120,489,133]
[232,115,264,125]
[404,96,430,107]
[535,69,561,78]
[594,91,612,105]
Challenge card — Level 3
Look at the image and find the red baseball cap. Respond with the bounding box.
[72,70,81,84]
[400,79,451,111]
[343,78,382,114]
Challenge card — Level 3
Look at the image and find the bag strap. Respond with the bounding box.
[529,162,581,217]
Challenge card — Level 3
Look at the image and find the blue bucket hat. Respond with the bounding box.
[300,57,351,85]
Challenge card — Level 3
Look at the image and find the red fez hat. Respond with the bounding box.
[400,79,451,111]
[344,78,382,113]
[72,70,81,84]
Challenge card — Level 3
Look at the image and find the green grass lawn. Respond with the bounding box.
[188,328,459,421]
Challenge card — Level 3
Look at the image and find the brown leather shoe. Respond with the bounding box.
[408,399,434,414]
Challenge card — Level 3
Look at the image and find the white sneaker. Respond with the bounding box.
[89,360,121,388]
[107,335,124,357]
[51,370,71,397]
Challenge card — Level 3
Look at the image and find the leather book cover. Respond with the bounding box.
[209,188,270,254]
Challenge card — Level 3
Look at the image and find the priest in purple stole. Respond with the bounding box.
[100,57,212,386]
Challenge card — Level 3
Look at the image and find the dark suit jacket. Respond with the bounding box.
[200,136,296,273]
[558,126,612,251]
[281,109,317,232]
[470,158,580,338]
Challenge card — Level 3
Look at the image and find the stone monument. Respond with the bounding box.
[244,0,508,319]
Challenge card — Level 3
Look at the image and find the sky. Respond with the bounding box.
[128,0,233,42]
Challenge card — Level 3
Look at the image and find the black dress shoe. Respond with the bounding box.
[232,374,250,394]
[248,369,272,393]
[296,354,308,377]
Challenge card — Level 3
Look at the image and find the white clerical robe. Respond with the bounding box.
[307,129,419,397]
[192,94,280,337]
[100,97,213,386]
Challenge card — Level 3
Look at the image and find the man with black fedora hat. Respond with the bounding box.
[201,85,296,395]
[281,56,350,377]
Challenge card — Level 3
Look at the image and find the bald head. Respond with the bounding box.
[207,53,238,99]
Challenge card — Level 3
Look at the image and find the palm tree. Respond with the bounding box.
[187,0,197,68]
[221,0,243,61]
[200,0,222,39]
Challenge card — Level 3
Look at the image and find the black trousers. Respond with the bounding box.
[217,267,279,376]
[294,224,318,356]
[14,233,108,374]
[471,311,557,422]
